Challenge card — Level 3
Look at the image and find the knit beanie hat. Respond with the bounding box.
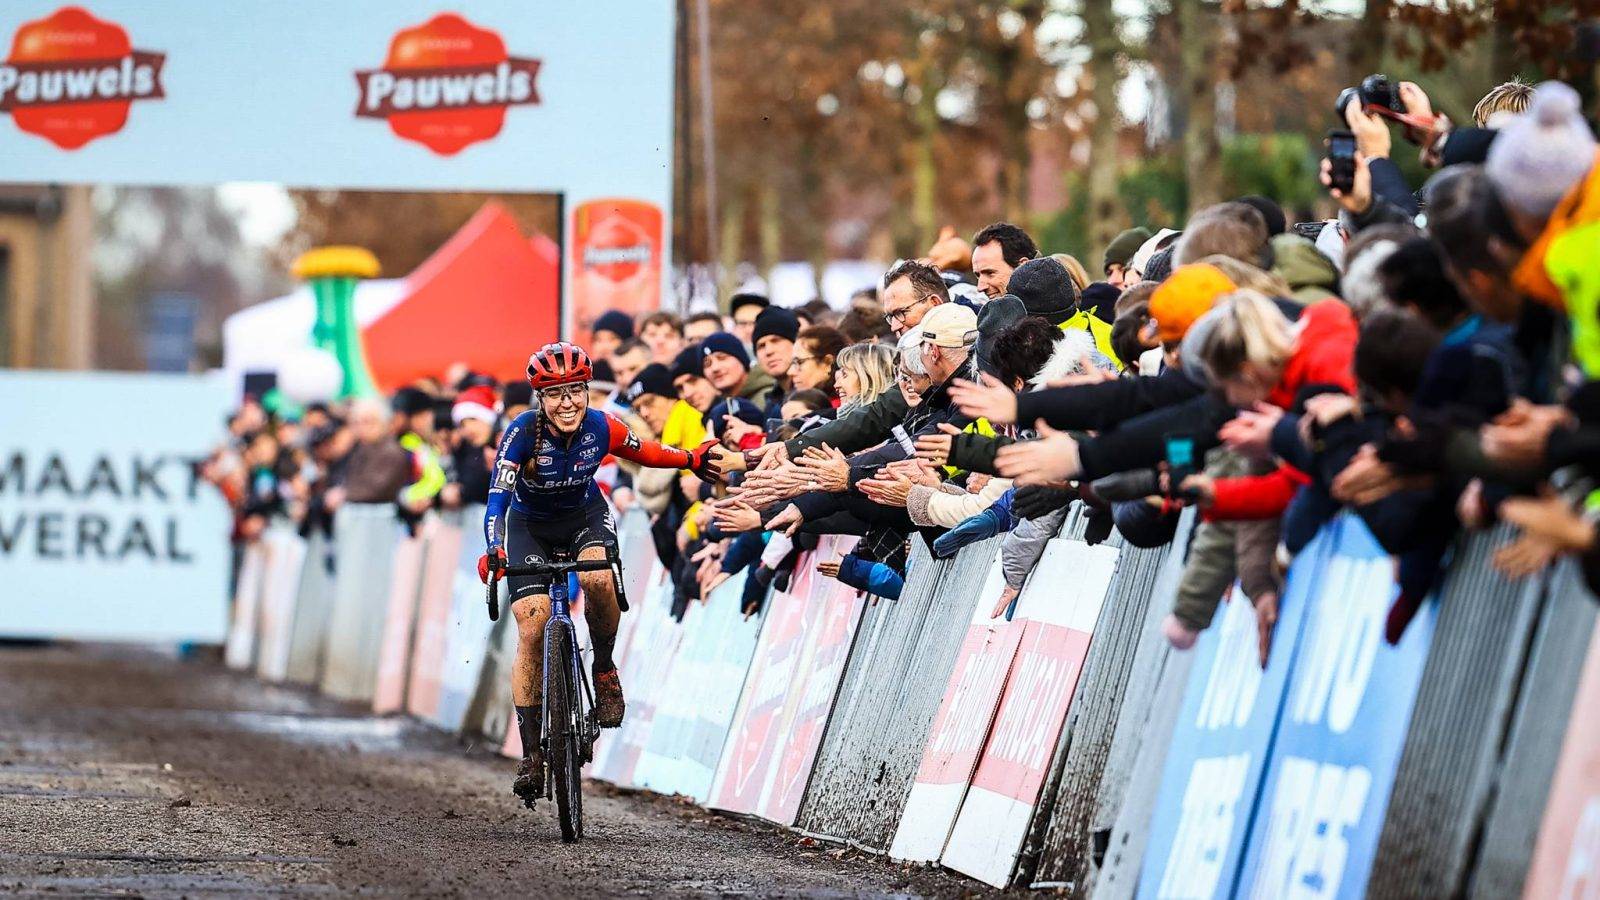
[588,359,618,393]
[1486,81,1598,222]
[501,380,533,409]
[1007,257,1080,325]
[451,385,500,425]
[975,294,1027,377]
[1150,264,1236,345]
[391,386,434,416]
[592,309,635,340]
[752,306,800,345]
[728,292,770,317]
[1142,247,1177,285]
[699,332,751,370]
[1104,227,1153,274]
[670,345,704,382]
[623,363,675,404]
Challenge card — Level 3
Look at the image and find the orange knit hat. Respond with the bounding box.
[1149,264,1236,344]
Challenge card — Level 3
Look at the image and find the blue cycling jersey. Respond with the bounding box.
[484,406,694,550]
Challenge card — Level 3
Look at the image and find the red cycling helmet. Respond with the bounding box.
[526,341,593,388]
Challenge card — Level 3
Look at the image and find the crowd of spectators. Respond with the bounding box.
[209,75,1600,666]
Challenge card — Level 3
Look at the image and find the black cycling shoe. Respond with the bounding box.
[512,753,544,807]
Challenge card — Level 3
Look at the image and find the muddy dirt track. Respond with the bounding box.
[0,643,1008,898]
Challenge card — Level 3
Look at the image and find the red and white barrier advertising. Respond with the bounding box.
[890,557,1014,862]
[1524,620,1600,898]
[940,537,1118,887]
[708,536,864,825]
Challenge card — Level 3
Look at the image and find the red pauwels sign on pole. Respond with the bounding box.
[0,6,166,149]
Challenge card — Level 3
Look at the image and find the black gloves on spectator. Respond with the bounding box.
[1013,484,1077,520]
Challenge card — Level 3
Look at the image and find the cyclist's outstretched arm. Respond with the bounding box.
[485,413,535,551]
[604,413,720,479]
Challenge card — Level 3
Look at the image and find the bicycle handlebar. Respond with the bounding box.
[486,557,627,622]
[499,559,615,578]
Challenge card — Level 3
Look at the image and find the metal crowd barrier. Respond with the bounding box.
[219,493,1599,897]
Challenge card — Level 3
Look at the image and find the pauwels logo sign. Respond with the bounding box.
[355,13,541,156]
[0,6,165,150]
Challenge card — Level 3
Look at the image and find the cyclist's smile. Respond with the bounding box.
[541,383,588,435]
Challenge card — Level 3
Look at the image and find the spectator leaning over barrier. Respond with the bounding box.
[590,310,634,363]
[443,385,498,510]
[340,397,415,507]
[608,338,651,392]
[700,331,777,410]
[623,364,682,518]
[1007,256,1120,366]
[389,386,447,525]
[789,325,848,402]
[832,342,896,414]
[639,310,686,365]
[751,306,800,416]
[971,222,1039,300]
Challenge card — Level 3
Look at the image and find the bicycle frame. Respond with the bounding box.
[542,572,599,775]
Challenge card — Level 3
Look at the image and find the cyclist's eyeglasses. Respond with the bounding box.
[539,383,588,404]
[883,295,934,327]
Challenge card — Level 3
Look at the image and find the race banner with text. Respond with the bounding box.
[0,370,230,641]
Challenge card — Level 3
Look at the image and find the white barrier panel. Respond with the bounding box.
[707,536,865,826]
[429,511,491,731]
[0,371,231,642]
[590,570,685,783]
[224,541,267,670]
[320,504,401,703]
[284,532,336,685]
[373,519,432,714]
[890,555,1013,862]
[631,570,761,800]
[405,517,465,721]
[941,536,1118,887]
[253,526,309,682]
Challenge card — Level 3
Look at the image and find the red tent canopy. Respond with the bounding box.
[363,202,559,390]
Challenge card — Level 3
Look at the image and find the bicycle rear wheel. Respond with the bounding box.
[544,620,584,842]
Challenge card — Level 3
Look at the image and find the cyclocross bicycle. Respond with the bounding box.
[486,554,624,841]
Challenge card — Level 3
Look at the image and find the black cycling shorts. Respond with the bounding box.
[504,501,617,600]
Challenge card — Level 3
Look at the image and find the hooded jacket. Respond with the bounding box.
[1269,234,1340,305]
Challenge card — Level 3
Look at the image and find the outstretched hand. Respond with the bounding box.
[948,372,1018,426]
[996,420,1081,484]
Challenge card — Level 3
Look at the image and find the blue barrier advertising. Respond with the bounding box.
[1137,534,1323,900]
[1235,516,1436,900]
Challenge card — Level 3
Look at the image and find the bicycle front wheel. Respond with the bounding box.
[544,619,584,842]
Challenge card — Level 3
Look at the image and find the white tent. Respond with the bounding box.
[221,279,407,402]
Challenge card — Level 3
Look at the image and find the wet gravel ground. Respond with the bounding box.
[0,644,1006,898]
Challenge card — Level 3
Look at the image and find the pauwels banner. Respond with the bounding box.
[0,371,230,641]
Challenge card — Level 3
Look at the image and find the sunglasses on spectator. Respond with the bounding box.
[539,383,588,404]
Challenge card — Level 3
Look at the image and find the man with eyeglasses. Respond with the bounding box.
[478,341,727,805]
[739,261,949,468]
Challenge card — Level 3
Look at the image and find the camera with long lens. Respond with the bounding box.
[1335,74,1406,120]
